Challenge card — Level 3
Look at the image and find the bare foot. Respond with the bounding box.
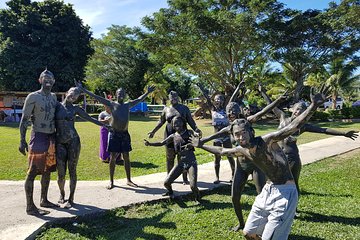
[27,207,50,216]
[182,180,189,185]
[40,201,60,208]
[126,181,138,188]
[106,182,114,190]
[58,196,66,204]
[64,201,72,209]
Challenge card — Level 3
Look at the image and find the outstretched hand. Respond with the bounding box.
[147,85,155,93]
[344,130,358,140]
[310,84,330,106]
[148,131,154,138]
[190,136,202,148]
[144,139,150,146]
[74,80,84,90]
[19,140,28,156]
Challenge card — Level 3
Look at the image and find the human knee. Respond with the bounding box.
[243,232,260,240]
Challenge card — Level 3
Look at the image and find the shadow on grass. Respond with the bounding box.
[288,234,325,240]
[297,210,360,226]
[0,122,19,128]
[40,209,175,240]
[300,189,353,198]
[131,161,158,169]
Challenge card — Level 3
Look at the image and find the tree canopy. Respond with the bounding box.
[0,0,93,92]
[85,25,153,99]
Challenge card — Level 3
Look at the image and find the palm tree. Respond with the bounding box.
[326,57,360,109]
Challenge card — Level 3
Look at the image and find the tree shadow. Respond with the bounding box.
[131,161,158,169]
[39,209,175,240]
[288,234,325,240]
[297,210,360,226]
[300,190,353,198]
[0,122,19,128]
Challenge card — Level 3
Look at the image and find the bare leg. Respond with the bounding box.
[106,152,118,189]
[213,141,222,184]
[164,164,184,199]
[40,171,59,208]
[224,139,235,181]
[25,166,49,215]
[56,143,67,204]
[67,139,80,207]
[123,152,138,187]
[231,160,249,231]
[188,164,200,202]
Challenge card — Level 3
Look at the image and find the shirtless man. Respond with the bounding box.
[19,69,59,215]
[76,82,155,189]
[148,91,202,186]
[199,91,288,231]
[259,84,358,198]
[192,86,329,239]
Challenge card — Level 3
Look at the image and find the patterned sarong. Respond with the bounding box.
[27,131,56,175]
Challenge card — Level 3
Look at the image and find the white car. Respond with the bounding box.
[323,97,343,109]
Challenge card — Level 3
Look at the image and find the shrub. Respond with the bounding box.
[311,110,330,121]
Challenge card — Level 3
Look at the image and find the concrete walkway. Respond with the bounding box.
[0,136,359,240]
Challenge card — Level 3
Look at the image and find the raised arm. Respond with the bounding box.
[75,106,107,127]
[75,81,111,107]
[263,85,330,143]
[191,136,249,158]
[200,126,231,144]
[228,80,245,104]
[303,124,358,140]
[197,83,214,109]
[144,134,174,147]
[129,85,155,108]
[247,91,288,123]
[258,82,285,121]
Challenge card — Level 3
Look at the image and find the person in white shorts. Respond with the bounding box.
[192,85,329,239]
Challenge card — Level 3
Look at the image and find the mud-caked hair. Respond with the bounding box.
[116,88,126,96]
[291,101,307,112]
[39,69,54,82]
[168,91,178,99]
[226,102,244,118]
[230,118,255,138]
[68,87,81,96]
[171,116,187,129]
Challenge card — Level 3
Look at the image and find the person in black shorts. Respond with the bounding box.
[76,81,155,189]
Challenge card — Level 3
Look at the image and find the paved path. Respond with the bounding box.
[0,136,359,240]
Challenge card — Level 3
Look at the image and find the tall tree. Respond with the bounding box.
[270,0,360,101]
[141,0,287,96]
[0,0,93,92]
[85,25,152,99]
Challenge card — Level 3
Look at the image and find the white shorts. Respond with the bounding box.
[243,182,298,240]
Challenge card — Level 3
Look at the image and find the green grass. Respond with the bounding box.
[1,118,359,180]
[35,149,360,240]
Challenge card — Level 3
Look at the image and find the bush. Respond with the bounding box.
[311,110,330,121]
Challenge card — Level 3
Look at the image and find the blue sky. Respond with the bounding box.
[0,0,341,38]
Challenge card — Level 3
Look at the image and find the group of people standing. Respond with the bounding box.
[19,69,358,240]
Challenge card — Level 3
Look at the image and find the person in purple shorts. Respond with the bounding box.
[19,69,59,215]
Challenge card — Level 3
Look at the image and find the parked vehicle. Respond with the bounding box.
[323,97,343,109]
[352,100,360,107]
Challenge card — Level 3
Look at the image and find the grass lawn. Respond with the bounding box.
[0,117,359,180]
[35,149,360,240]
